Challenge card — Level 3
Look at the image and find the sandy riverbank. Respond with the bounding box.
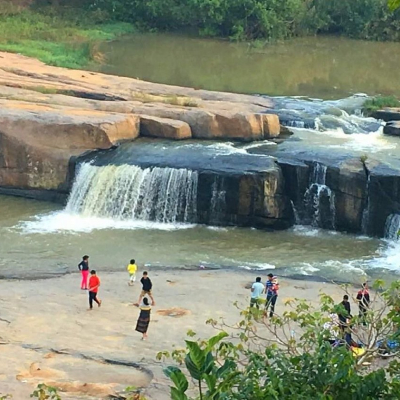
[0,268,357,399]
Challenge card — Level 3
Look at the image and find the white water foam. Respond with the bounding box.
[18,211,196,234]
[238,262,276,271]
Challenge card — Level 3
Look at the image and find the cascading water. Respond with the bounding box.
[361,174,371,235]
[384,214,400,240]
[209,177,227,224]
[66,163,198,223]
[303,163,336,229]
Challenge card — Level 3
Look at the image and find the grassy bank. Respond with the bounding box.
[363,96,400,116]
[0,4,134,68]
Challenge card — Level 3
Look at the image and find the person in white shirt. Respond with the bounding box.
[250,277,264,308]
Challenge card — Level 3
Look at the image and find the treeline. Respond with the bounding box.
[36,0,400,41]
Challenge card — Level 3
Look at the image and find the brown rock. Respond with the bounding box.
[182,110,265,141]
[140,115,192,139]
[0,100,139,194]
[262,114,280,138]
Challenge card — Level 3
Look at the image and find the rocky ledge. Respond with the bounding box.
[372,108,400,136]
[0,52,283,200]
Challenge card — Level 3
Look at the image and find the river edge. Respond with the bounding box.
[0,268,362,399]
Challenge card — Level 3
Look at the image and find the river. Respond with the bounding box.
[101,34,400,99]
[2,34,400,283]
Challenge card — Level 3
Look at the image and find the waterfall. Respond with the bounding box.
[303,163,336,229]
[66,163,198,223]
[209,177,227,224]
[361,174,371,235]
[384,214,400,240]
[290,200,300,225]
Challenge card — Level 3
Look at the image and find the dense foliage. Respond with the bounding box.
[72,0,400,41]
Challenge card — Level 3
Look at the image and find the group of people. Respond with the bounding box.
[325,283,371,348]
[250,273,280,317]
[78,255,156,340]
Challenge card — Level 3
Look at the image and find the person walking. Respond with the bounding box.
[135,297,152,340]
[127,259,138,286]
[78,255,89,290]
[356,283,370,325]
[250,277,264,308]
[88,270,102,310]
[135,271,155,306]
[265,273,279,318]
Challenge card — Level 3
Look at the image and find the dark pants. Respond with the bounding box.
[89,291,100,308]
[266,294,277,317]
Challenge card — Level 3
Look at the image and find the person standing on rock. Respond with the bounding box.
[265,273,279,318]
[78,255,89,290]
[135,271,155,306]
[88,270,102,310]
[250,277,264,308]
[135,296,152,340]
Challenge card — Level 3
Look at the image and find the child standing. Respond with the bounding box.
[127,259,137,286]
[88,270,102,310]
[135,271,155,306]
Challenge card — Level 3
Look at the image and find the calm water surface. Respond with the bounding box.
[101,34,400,99]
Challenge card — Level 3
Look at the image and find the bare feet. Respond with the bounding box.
[98,300,102,307]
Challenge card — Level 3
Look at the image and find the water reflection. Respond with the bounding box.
[100,34,400,99]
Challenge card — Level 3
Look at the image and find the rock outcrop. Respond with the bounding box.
[383,121,400,136]
[0,100,139,199]
[372,108,400,122]
[0,52,285,200]
[140,115,192,139]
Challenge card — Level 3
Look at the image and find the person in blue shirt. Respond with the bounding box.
[265,273,279,318]
[250,277,264,308]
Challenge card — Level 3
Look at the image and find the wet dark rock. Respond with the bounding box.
[383,121,400,136]
[372,108,400,122]
[362,160,400,237]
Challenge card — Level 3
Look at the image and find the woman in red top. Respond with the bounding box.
[88,270,102,310]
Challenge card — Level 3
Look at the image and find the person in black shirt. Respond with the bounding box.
[78,255,89,290]
[135,271,156,306]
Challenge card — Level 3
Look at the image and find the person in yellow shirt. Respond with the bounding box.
[127,259,138,286]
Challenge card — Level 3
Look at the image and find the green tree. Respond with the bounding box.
[389,0,400,10]
[160,280,400,399]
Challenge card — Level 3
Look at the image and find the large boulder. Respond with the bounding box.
[327,159,367,233]
[181,110,277,141]
[383,121,400,136]
[263,114,280,138]
[0,100,139,199]
[140,115,192,139]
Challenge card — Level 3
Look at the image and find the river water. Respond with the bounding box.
[2,35,400,283]
[101,34,400,99]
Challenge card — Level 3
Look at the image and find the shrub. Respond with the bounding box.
[160,280,400,399]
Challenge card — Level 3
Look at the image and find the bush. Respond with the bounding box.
[363,95,400,115]
[83,0,400,41]
[160,280,400,399]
